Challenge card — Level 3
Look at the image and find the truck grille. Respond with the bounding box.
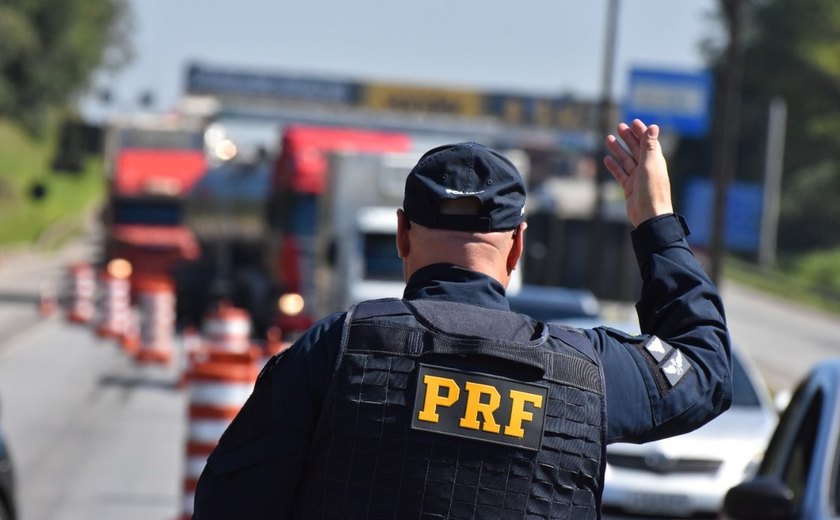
[606,452,722,475]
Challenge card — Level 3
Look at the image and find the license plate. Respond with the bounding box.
[625,492,691,516]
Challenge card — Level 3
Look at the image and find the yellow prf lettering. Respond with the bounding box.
[417,375,460,423]
[459,382,501,433]
[504,390,544,438]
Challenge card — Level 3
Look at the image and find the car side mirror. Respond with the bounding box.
[722,479,796,520]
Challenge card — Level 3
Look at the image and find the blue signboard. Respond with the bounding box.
[682,178,763,253]
[623,68,713,137]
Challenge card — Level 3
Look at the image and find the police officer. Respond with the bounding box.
[193,119,732,519]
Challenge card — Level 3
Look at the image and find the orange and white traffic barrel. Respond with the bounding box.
[177,325,202,389]
[180,350,261,519]
[133,274,176,365]
[201,304,252,353]
[38,282,58,318]
[65,263,96,324]
[95,259,133,339]
[121,307,141,357]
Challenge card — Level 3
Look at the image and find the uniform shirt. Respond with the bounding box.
[193,213,732,519]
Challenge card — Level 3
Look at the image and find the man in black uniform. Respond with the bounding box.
[193,119,732,519]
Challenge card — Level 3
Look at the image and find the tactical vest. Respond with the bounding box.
[295,298,607,520]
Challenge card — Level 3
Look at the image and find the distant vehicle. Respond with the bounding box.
[506,284,601,323]
[601,344,777,519]
[0,399,17,520]
[721,358,840,520]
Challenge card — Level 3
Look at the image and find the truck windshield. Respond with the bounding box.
[112,199,183,226]
[363,233,403,281]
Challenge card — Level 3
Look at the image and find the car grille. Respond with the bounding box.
[607,452,722,475]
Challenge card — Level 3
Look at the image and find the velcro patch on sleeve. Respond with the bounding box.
[660,349,690,386]
[644,336,673,362]
[642,336,692,389]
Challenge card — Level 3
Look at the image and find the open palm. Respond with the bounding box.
[603,119,673,228]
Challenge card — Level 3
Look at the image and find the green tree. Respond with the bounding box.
[673,0,840,254]
[0,0,132,131]
[735,0,840,252]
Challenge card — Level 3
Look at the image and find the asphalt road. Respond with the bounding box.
[0,236,187,520]
[1,234,838,520]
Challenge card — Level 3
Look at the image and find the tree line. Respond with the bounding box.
[672,0,840,257]
[0,0,131,132]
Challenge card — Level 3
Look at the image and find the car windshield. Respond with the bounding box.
[363,232,402,281]
[112,199,183,226]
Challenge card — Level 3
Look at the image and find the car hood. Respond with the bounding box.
[609,406,777,458]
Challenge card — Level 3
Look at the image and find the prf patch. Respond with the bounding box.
[411,364,548,451]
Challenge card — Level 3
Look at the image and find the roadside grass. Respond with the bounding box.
[0,118,105,249]
[725,255,840,316]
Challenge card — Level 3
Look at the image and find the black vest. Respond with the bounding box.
[295,298,607,520]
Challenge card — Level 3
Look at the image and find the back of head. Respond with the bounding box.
[402,142,526,232]
[399,142,527,285]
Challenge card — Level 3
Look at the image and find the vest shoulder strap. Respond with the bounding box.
[345,299,603,395]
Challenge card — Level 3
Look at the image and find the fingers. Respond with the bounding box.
[642,124,660,153]
[617,122,641,158]
[603,155,627,184]
[604,119,661,178]
[605,134,635,175]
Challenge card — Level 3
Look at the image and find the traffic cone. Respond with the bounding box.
[121,307,141,357]
[133,274,176,365]
[38,282,58,318]
[95,269,132,339]
[180,349,261,519]
[201,303,252,353]
[65,263,96,324]
[177,325,202,389]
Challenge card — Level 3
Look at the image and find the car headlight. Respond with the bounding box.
[278,293,305,316]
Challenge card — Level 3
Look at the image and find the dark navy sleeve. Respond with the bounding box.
[192,312,345,519]
[584,213,732,444]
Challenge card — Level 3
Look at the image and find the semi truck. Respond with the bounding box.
[176,122,530,340]
[313,149,422,317]
[265,125,414,337]
[102,115,208,288]
[313,147,531,324]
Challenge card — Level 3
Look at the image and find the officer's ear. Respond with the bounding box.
[396,209,411,258]
[506,222,527,274]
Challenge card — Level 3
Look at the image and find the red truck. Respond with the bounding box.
[265,125,413,337]
[102,116,208,297]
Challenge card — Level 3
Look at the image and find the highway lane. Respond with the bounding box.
[0,236,188,520]
[0,318,185,520]
[720,278,840,394]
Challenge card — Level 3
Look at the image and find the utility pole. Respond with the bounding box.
[589,0,620,298]
[709,0,745,285]
[759,97,787,268]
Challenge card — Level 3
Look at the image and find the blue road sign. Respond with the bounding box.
[623,68,713,137]
[682,177,763,253]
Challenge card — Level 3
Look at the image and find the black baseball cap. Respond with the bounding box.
[402,142,526,232]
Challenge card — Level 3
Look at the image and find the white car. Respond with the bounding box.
[601,345,778,519]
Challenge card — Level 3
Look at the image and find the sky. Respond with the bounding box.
[82,0,722,120]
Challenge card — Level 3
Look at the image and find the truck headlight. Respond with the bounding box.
[278,293,305,316]
[107,258,133,279]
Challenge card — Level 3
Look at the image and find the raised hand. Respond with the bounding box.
[603,119,674,228]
